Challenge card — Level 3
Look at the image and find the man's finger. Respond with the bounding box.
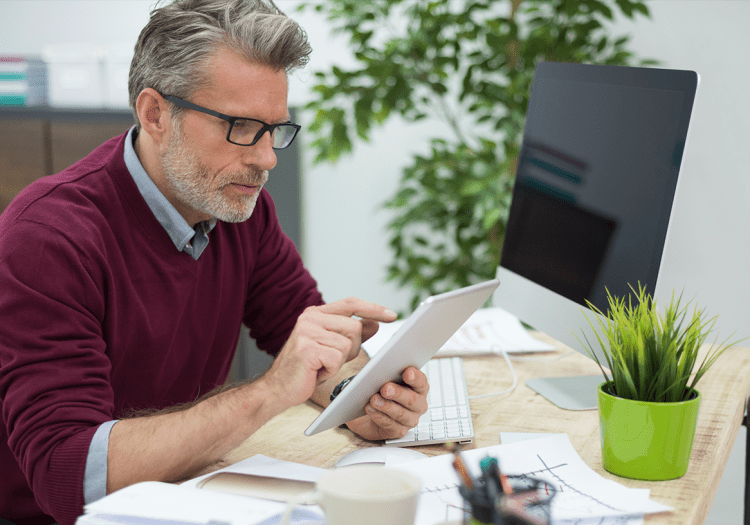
[366,395,420,429]
[365,403,412,434]
[360,318,379,343]
[380,380,428,415]
[402,367,430,396]
[317,297,397,322]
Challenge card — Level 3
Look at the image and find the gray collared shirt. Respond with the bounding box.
[83,126,217,504]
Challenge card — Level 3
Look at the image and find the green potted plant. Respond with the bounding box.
[579,284,739,480]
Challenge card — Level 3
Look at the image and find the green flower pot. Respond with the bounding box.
[597,382,701,480]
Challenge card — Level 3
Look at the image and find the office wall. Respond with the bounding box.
[0,1,152,54]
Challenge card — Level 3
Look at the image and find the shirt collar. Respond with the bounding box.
[123,126,217,258]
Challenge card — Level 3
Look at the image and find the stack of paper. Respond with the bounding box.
[78,481,285,525]
[78,456,328,525]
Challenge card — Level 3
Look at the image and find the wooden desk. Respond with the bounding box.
[216,337,750,525]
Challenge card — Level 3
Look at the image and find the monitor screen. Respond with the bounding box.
[495,62,698,365]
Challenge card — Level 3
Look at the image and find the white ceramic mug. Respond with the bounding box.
[281,465,421,525]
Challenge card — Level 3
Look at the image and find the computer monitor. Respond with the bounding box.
[493,61,699,409]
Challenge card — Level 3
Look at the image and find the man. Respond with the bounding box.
[0,1,428,524]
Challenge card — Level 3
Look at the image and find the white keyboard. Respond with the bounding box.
[386,357,474,447]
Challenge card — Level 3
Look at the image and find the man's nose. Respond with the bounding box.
[242,130,277,171]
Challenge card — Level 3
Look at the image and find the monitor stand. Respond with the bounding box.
[525,375,602,410]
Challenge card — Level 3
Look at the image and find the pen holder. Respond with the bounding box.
[458,483,493,524]
[459,477,555,525]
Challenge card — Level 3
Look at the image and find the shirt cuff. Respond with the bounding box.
[83,420,118,505]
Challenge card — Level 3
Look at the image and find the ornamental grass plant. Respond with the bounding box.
[579,284,739,403]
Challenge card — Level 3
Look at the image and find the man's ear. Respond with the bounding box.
[136,88,171,147]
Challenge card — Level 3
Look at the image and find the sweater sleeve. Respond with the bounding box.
[0,219,115,525]
[242,190,324,355]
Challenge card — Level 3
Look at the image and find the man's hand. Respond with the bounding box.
[345,366,429,441]
[260,297,398,409]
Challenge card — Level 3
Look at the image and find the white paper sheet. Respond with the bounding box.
[81,481,285,525]
[499,432,568,444]
[79,456,329,525]
[181,454,327,488]
[389,434,671,525]
[362,306,554,358]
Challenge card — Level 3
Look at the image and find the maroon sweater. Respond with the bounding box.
[0,133,323,525]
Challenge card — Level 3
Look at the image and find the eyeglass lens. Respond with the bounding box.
[230,119,297,148]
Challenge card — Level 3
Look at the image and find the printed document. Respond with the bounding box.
[363,306,554,358]
[390,433,670,525]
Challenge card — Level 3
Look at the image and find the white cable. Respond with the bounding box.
[508,350,576,362]
[466,347,576,400]
[468,345,518,400]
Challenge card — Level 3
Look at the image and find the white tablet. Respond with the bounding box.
[304,279,500,436]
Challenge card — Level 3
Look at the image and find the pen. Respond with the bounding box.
[449,444,474,490]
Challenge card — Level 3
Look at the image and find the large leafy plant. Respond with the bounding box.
[302,0,656,310]
[579,285,739,403]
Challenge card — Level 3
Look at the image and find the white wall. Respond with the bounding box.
[0,1,152,54]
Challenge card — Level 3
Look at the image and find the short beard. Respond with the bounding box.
[161,120,269,223]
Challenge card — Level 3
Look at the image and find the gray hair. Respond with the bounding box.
[128,0,311,128]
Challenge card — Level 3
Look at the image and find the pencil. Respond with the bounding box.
[495,462,513,495]
[452,455,474,490]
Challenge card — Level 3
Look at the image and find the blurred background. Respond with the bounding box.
[1,2,748,523]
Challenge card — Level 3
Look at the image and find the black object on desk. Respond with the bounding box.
[454,452,555,525]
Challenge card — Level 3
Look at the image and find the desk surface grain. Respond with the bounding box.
[217,336,750,525]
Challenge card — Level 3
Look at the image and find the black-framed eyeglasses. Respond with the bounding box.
[162,94,301,149]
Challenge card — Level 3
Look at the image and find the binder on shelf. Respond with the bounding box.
[0,55,47,107]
